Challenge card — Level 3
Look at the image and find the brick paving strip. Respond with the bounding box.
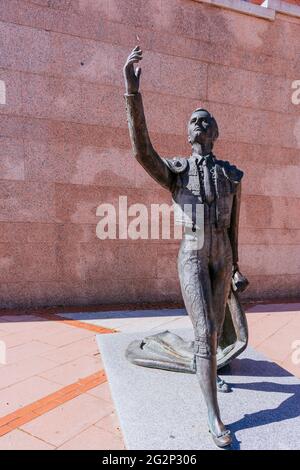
[0,370,107,437]
[1,301,299,445]
[0,310,115,439]
[37,311,117,335]
[0,310,118,334]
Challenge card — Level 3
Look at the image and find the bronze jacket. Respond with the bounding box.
[125,92,243,264]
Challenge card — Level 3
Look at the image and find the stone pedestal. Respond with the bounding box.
[97,329,300,450]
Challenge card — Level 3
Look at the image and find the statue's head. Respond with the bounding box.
[187,109,219,148]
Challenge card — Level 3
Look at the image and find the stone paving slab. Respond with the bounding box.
[97,329,300,450]
[58,309,188,333]
[58,309,186,321]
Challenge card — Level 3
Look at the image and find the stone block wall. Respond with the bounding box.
[0,0,299,307]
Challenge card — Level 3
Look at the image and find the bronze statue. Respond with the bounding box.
[123,46,249,448]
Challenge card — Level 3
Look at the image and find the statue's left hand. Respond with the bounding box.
[232,266,249,293]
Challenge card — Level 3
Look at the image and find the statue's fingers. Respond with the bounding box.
[125,50,141,63]
[126,55,140,64]
[127,55,143,65]
[130,47,142,55]
[129,51,143,60]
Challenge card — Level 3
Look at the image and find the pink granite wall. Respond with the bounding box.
[0,0,299,308]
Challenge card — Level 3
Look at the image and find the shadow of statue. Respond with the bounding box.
[218,358,300,449]
[226,358,292,377]
[229,380,300,438]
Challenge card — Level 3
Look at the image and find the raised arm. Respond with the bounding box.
[123,46,175,192]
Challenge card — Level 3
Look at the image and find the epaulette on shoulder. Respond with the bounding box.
[163,157,188,174]
[216,159,244,183]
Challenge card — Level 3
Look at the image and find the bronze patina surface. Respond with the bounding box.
[123,46,249,448]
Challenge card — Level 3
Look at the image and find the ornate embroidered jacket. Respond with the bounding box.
[125,92,243,264]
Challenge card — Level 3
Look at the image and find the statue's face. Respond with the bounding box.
[188,109,218,146]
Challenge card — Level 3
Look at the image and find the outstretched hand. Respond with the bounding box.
[123,46,143,95]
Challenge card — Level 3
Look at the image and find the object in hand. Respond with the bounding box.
[232,270,249,293]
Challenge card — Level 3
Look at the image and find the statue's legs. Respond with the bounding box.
[210,227,233,344]
[178,225,232,446]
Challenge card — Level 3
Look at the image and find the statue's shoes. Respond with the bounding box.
[208,427,232,448]
[217,376,232,393]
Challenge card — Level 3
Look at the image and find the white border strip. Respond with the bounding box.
[193,0,300,21]
[193,0,275,20]
[0,80,6,105]
[262,0,300,19]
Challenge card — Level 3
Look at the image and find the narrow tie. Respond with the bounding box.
[202,158,214,205]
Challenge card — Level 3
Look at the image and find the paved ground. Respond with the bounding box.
[0,302,299,449]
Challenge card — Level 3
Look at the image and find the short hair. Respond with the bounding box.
[189,108,219,142]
